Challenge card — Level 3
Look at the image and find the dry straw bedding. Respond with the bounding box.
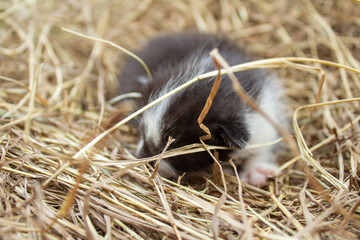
[0,0,359,239]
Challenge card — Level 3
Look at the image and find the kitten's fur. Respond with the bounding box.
[119,33,285,187]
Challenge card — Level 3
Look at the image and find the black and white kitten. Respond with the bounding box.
[119,33,285,187]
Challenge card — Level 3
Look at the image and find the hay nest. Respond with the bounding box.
[1,0,359,239]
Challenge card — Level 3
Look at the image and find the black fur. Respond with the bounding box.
[119,32,267,175]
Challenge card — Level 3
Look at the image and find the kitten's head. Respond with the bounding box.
[136,88,250,176]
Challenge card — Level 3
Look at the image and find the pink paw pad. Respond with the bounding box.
[244,164,278,187]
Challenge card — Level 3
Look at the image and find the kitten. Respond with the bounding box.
[119,33,285,187]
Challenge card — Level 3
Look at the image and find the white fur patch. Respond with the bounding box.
[234,75,285,186]
[142,98,169,147]
[141,52,213,148]
[246,76,283,146]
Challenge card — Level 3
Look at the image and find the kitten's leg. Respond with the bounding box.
[239,76,284,187]
[239,147,278,187]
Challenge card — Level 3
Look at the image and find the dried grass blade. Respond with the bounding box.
[197,56,222,140]
[62,27,153,82]
[229,160,253,239]
[152,176,182,240]
[25,64,42,138]
[171,187,245,231]
[150,137,175,180]
[47,159,89,230]
[293,98,360,189]
[270,194,304,231]
[211,193,226,239]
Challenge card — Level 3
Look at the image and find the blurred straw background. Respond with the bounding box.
[0,0,359,239]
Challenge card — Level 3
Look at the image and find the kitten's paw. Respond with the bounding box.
[158,160,178,179]
[241,162,278,187]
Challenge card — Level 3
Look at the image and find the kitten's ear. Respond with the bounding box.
[208,121,249,148]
